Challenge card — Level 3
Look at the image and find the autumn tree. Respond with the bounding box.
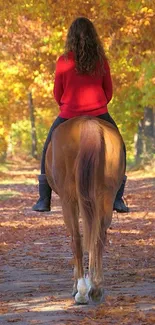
[0,0,154,163]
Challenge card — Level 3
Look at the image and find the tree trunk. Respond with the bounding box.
[134,119,144,164]
[28,92,38,159]
[153,107,155,138]
[134,107,155,164]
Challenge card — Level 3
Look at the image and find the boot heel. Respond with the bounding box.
[32,174,51,212]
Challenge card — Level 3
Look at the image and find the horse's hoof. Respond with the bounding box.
[89,287,104,304]
[75,292,89,305]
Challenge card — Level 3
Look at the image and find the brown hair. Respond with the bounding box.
[65,17,106,75]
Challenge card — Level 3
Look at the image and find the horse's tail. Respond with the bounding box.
[75,118,104,252]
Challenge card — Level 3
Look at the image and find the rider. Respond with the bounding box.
[32,17,129,213]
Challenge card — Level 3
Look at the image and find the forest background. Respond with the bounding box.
[0,0,155,167]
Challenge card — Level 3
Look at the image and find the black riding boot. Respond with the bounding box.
[32,174,51,212]
[113,175,129,213]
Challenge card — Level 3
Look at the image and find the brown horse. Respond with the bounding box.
[45,116,125,304]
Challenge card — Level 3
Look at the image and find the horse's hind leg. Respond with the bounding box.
[61,198,89,304]
[89,195,113,304]
[89,223,107,304]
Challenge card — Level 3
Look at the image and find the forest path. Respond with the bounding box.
[0,161,155,324]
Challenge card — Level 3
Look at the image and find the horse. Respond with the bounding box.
[45,116,125,304]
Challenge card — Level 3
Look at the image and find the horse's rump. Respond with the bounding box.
[46,116,125,247]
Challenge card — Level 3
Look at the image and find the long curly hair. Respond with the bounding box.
[65,17,106,75]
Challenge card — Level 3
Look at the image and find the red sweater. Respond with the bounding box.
[53,51,113,118]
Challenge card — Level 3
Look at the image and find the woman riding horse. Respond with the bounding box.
[32,17,129,213]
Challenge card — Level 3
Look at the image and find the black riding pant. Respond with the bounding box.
[41,113,126,174]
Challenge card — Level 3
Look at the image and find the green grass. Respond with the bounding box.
[0,190,21,201]
[0,162,10,173]
[0,179,37,185]
[0,159,39,185]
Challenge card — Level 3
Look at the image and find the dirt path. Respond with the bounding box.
[0,163,155,324]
